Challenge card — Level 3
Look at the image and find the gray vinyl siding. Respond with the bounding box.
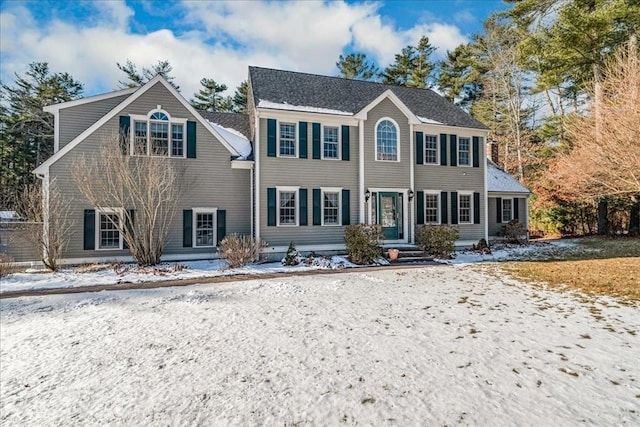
[58,94,132,150]
[363,98,411,189]
[50,82,250,260]
[488,195,528,237]
[259,118,359,247]
[415,130,486,241]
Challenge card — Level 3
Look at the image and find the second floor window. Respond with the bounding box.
[424,134,438,164]
[131,110,186,158]
[376,119,398,161]
[323,126,339,159]
[458,137,470,166]
[279,123,296,157]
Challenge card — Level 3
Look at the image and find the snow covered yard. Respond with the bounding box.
[1,265,638,425]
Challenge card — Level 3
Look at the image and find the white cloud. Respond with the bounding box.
[0,1,470,98]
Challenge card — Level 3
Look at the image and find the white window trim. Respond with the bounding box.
[423,134,440,165]
[374,117,401,163]
[95,207,124,251]
[276,186,299,227]
[501,198,513,223]
[457,137,471,167]
[321,187,343,226]
[192,207,218,248]
[321,125,341,160]
[129,109,188,158]
[458,191,473,224]
[277,122,298,158]
[423,190,441,225]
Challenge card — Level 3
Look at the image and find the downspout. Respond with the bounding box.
[483,133,489,241]
[409,123,415,244]
[36,171,48,263]
[250,166,254,238]
[358,119,365,224]
[254,112,261,241]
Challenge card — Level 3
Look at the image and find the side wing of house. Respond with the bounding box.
[37,77,252,263]
[486,160,531,237]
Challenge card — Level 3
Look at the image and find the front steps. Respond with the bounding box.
[383,246,435,264]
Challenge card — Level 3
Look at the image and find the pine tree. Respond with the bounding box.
[0,62,83,208]
[190,78,229,112]
[336,53,379,81]
[232,81,248,113]
[117,59,179,90]
[382,36,436,88]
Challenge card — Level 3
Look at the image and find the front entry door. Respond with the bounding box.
[379,192,399,240]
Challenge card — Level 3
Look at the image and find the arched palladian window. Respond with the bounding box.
[131,108,186,157]
[376,118,399,161]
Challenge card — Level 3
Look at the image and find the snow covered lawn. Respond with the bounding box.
[1,265,638,425]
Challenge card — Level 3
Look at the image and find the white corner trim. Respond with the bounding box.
[358,119,365,224]
[43,87,139,113]
[34,75,241,175]
[354,89,421,124]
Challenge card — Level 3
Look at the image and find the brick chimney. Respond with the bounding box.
[487,140,499,164]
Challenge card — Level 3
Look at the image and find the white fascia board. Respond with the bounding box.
[231,160,255,169]
[34,75,241,175]
[43,87,139,113]
[414,123,490,135]
[488,191,531,197]
[354,90,421,125]
[254,107,359,126]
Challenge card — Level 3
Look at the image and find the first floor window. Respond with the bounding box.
[323,191,340,225]
[279,190,297,225]
[195,211,215,247]
[502,199,513,223]
[459,194,472,223]
[424,135,438,164]
[97,210,122,250]
[458,137,470,166]
[279,123,296,157]
[425,193,439,224]
[323,126,339,159]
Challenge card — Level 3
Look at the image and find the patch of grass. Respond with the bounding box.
[501,236,640,301]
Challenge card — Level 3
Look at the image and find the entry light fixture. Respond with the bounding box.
[408,190,414,201]
[365,189,371,202]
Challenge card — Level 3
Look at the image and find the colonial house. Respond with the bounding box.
[29,67,530,264]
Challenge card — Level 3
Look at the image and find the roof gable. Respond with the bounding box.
[249,66,487,130]
[354,89,420,124]
[35,76,241,174]
[43,87,138,113]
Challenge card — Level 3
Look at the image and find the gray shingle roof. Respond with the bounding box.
[487,160,531,194]
[249,67,488,130]
[197,111,251,139]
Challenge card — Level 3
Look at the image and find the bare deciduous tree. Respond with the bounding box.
[15,179,74,271]
[73,133,184,266]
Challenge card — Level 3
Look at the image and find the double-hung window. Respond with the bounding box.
[322,189,341,226]
[376,118,399,161]
[131,109,186,158]
[279,123,296,157]
[424,192,439,224]
[323,126,339,159]
[502,199,513,223]
[424,135,438,164]
[459,193,472,223]
[458,137,470,166]
[278,188,298,226]
[96,208,123,250]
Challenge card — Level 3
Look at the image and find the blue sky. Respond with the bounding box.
[0,0,508,97]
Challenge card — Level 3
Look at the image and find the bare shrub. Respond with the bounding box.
[415,225,459,258]
[502,219,528,244]
[344,224,383,265]
[14,179,74,271]
[0,253,16,278]
[218,234,265,268]
[73,133,184,266]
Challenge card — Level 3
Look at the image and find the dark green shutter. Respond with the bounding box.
[473,192,480,224]
[416,132,424,165]
[313,189,321,225]
[119,116,130,155]
[216,210,226,245]
[299,189,308,226]
[267,119,277,157]
[513,198,520,220]
[450,135,457,167]
[440,192,448,224]
[342,189,350,225]
[187,121,197,158]
[267,188,276,226]
[312,123,321,159]
[440,134,448,166]
[83,209,95,250]
[416,191,424,224]
[124,209,134,250]
[299,122,308,159]
[472,136,480,168]
[451,191,458,225]
[183,210,193,247]
[496,198,503,223]
[341,125,350,161]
